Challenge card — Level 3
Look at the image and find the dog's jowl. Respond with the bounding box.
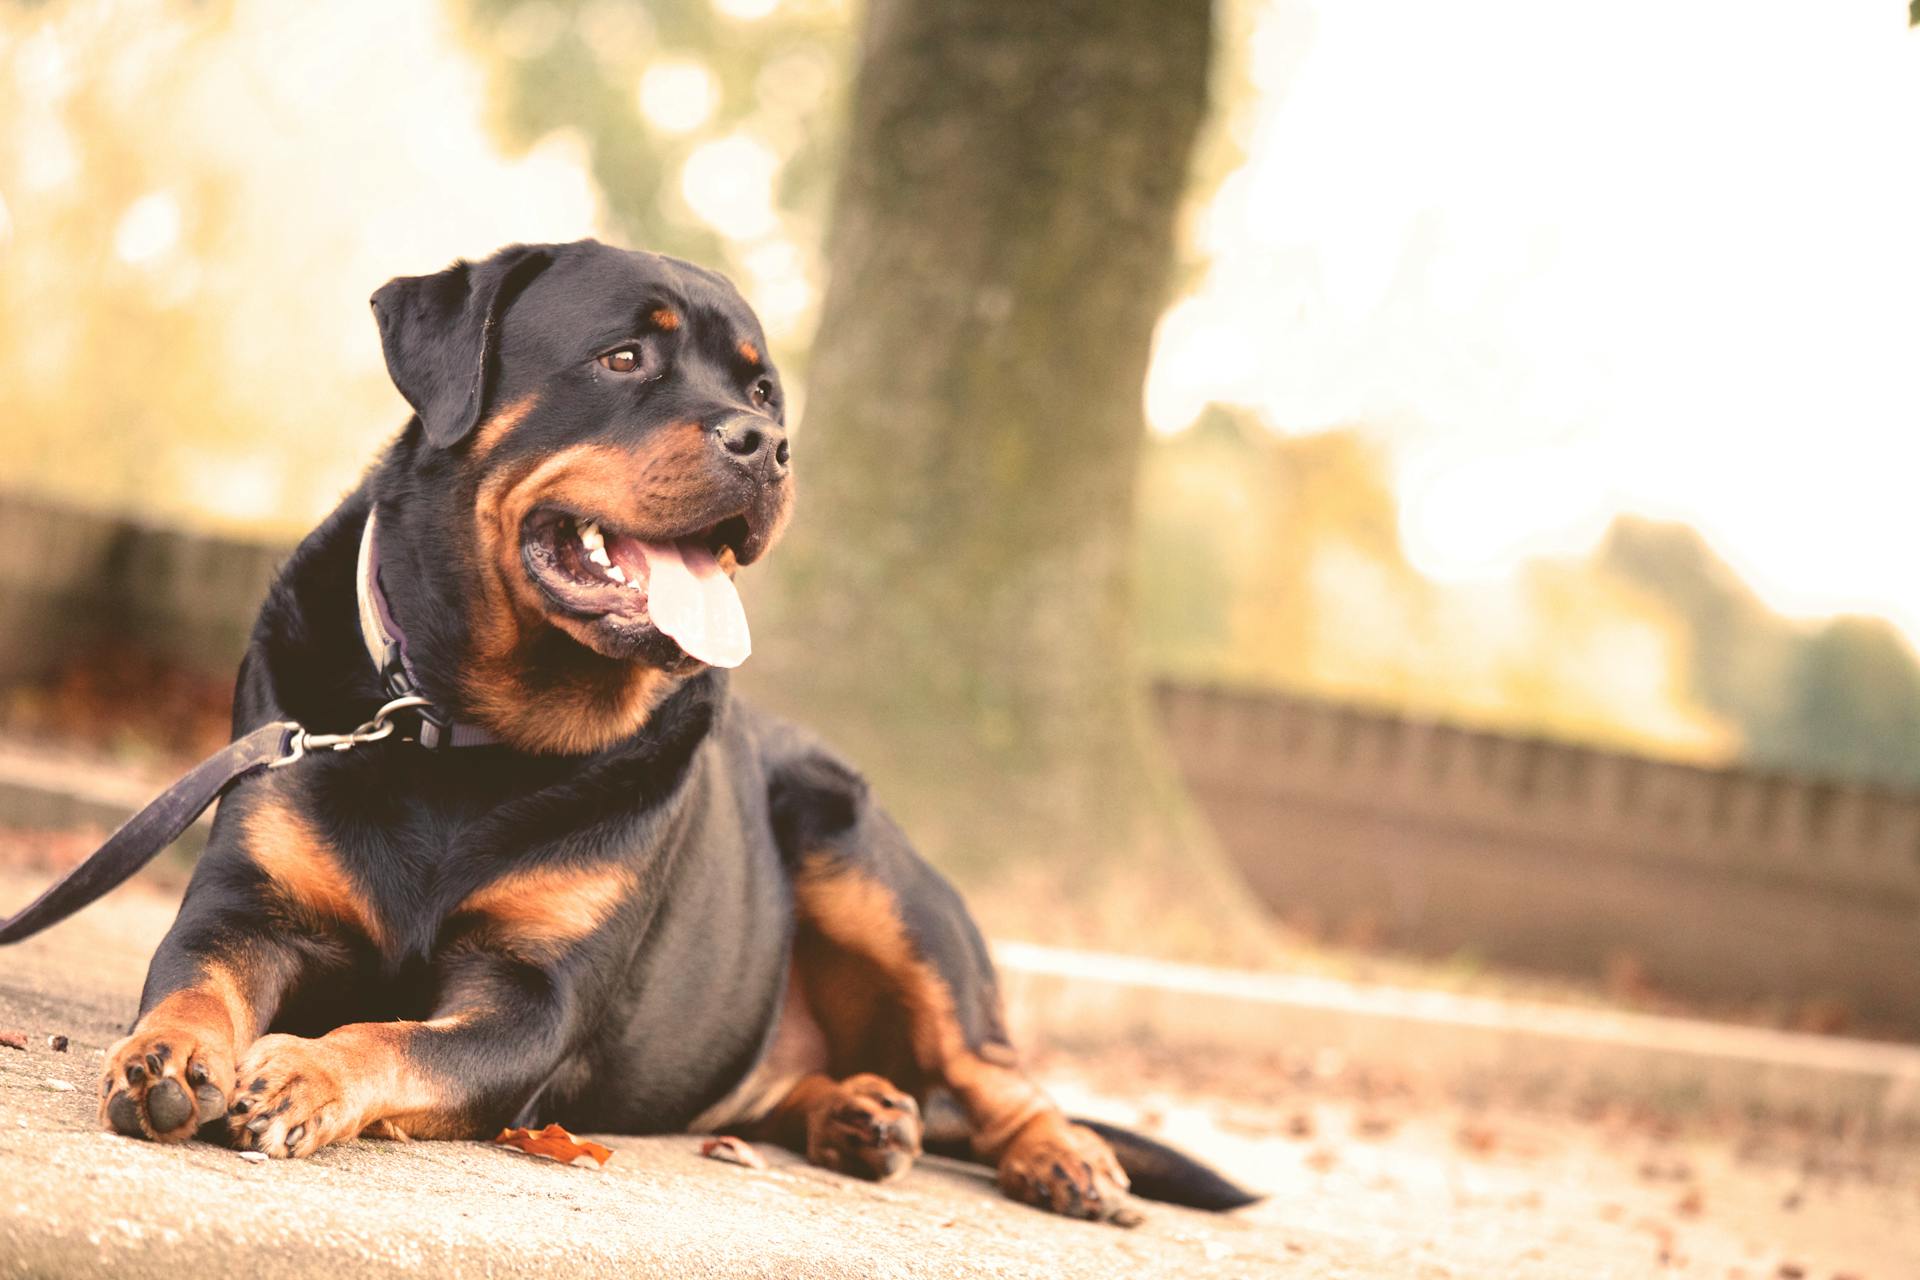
[92,240,1255,1222]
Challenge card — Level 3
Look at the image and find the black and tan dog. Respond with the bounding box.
[96,240,1254,1223]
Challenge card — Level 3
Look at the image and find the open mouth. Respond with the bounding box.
[520,508,754,667]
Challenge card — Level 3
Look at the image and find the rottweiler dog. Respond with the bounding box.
[95,240,1254,1223]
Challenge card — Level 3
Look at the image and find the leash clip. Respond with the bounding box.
[271,695,434,769]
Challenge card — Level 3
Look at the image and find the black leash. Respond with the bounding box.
[0,723,295,944]
[0,511,505,946]
[0,695,450,945]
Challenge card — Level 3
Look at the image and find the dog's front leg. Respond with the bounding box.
[101,782,382,1143]
[227,860,633,1159]
[100,892,303,1143]
[227,1001,546,1158]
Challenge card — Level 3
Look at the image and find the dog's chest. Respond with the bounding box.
[281,745,693,968]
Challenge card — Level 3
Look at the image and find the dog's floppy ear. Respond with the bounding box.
[370,244,554,449]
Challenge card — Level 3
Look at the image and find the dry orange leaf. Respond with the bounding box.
[1455,1122,1499,1155]
[700,1135,769,1170]
[494,1123,613,1168]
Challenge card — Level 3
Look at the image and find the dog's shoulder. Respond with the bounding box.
[234,486,377,736]
[720,700,871,857]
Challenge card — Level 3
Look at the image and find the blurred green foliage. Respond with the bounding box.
[1603,519,1920,788]
[1136,430,1920,787]
[456,0,852,367]
[453,0,1258,366]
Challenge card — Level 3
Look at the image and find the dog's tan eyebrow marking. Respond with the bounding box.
[737,340,761,366]
[452,862,635,960]
[467,394,539,462]
[650,307,681,331]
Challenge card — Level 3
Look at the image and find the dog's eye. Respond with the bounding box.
[598,348,641,374]
[750,378,775,409]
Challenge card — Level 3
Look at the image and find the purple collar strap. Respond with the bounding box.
[355,513,501,750]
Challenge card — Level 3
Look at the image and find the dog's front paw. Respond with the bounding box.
[997,1115,1136,1224]
[100,1023,234,1144]
[229,1034,363,1159]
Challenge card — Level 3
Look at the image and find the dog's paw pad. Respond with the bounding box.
[104,1090,143,1136]
[806,1074,923,1182]
[98,1027,233,1143]
[144,1079,194,1133]
[997,1117,1136,1224]
[229,1035,356,1159]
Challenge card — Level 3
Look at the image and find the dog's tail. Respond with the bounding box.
[1073,1118,1263,1211]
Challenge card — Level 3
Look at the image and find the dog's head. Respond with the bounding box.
[371,240,794,752]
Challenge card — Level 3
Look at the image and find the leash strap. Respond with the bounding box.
[0,721,298,944]
[0,512,511,945]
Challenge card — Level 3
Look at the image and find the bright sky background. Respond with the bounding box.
[1147,1,1920,639]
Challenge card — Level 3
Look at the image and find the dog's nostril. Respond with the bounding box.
[720,424,762,457]
[715,417,788,472]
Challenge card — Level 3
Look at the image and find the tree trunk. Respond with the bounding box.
[745,0,1262,952]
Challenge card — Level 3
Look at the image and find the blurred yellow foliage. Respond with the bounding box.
[1137,414,1732,761]
[0,0,602,534]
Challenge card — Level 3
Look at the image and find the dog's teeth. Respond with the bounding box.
[579,522,604,551]
[588,546,612,567]
[607,564,626,583]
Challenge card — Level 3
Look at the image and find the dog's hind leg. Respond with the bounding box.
[766,748,1140,1222]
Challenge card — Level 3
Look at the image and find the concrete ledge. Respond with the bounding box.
[1157,681,1920,1033]
[995,941,1920,1127]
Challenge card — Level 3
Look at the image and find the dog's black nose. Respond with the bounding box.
[714,415,790,479]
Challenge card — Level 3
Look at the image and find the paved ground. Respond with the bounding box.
[2,864,1917,1278]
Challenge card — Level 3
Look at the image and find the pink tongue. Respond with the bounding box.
[638,540,751,668]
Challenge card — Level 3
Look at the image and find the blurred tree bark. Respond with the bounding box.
[748,0,1264,949]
